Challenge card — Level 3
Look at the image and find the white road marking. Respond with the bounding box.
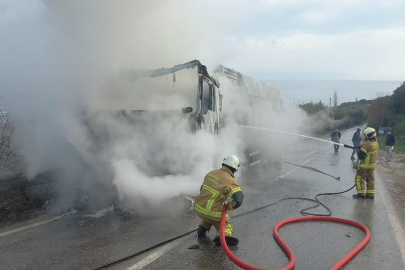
[376,169,405,265]
[0,215,64,238]
[126,237,187,270]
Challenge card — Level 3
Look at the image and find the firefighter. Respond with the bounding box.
[351,128,362,160]
[195,155,244,246]
[353,127,379,199]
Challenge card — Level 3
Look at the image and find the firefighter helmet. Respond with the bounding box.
[363,127,376,139]
[223,155,240,171]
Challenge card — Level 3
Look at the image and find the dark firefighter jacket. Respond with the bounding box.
[352,131,362,146]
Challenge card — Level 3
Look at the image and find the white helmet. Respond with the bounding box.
[363,127,376,139]
[222,155,240,172]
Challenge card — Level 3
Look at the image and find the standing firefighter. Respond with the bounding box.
[195,155,244,246]
[331,129,342,153]
[353,127,379,199]
[351,128,362,160]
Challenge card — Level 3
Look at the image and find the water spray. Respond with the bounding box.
[237,125,347,180]
[238,124,362,151]
[237,125,345,146]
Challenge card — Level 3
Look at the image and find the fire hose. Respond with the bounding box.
[93,145,366,270]
[221,151,371,269]
[282,160,340,181]
[92,183,365,270]
[220,206,371,270]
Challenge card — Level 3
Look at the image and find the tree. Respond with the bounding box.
[333,91,338,107]
[390,82,405,115]
[367,96,390,129]
[0,108,22,176]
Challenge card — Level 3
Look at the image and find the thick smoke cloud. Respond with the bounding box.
[0,0,337,215]
[0,0,237,213]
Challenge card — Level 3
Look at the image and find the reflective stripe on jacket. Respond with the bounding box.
[195,166,242,220]
[359,140,379,169]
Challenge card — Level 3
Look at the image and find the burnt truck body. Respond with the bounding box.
[213,65,282,168]
[86,60,281,176]
[121,60,282,168]
[123,60,222,134]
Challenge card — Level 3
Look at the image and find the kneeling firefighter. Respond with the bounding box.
[353,127,379,199]
[195,155,244,246]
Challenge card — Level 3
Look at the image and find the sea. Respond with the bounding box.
[266,80,403,106]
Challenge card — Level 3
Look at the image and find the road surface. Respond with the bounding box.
[0,127,404,270]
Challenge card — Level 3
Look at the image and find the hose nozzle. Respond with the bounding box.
[344,144,361,149]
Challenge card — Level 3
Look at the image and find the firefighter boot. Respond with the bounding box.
[213,236,239,247]
[197,226,208,237]
[352,194,366,199]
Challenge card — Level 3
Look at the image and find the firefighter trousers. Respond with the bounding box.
[197,212,233,236]
[355,168,375,197]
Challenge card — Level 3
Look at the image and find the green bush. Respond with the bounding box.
[392,115,405,153]
[394,115,405,134]
[391,82,405,115]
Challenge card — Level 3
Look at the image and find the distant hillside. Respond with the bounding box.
[299,100,368,132]
[367,82,405,153]
[339,99,372,107]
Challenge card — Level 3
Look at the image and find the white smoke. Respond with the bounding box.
[0,0,338,215]
[0,0,240,213]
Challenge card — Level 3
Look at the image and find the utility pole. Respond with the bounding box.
[329,98,331,107]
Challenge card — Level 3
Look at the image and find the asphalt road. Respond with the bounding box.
[0,127,404,270]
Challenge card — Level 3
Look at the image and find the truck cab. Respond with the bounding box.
[122,60,222,134]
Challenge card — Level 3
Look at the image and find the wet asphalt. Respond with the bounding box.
[0,127,404,270]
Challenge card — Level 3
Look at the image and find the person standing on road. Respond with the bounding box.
[353,127,379,199]
[385,131,395,162]
[195,155,244,246]
[331,129,342,153]
[351,128,362,160]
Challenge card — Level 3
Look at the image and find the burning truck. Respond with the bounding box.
[85,60,282,173]
[118,60,282,170]
[80,60,282,214]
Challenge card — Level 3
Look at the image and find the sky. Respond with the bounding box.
[206,0,405,82]
[1,0,404,105]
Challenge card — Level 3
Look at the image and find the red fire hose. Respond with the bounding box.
[220,206,371,270]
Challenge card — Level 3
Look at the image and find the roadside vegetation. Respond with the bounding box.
[299,98,369,133]
[0,108,23,177]
[0,108,54,225]
[367,82,405,153]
